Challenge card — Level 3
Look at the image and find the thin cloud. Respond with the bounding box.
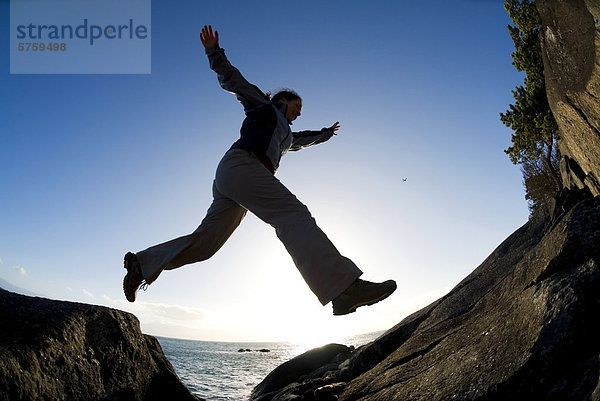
[13,266,27,276]
[102,294,206,322]
[82,289,94,298]
[145,303,206,321]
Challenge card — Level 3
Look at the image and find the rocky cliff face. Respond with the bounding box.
[0,289,201,401]
[538,0,600,195]
[250,190,600,401]
[248,2,600,399]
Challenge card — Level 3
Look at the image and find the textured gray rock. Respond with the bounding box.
[252,343,352,401]
[538,0,600,195]
[249,3,600,399]
[0,289,201,401]
[252,189,600,400]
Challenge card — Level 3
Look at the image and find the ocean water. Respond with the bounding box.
[157,331,382,401]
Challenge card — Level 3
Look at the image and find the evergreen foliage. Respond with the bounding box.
[501,0,562,215]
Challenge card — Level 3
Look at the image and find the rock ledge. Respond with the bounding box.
[0,289,201,401]
[251,191,600,400]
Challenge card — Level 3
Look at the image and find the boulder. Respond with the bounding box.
[251,343,351,400]
[0,289,201,401]
[251,189,600,400]
[250,2,600,399]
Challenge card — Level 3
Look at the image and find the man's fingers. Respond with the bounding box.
[200,25,218,47]
[330,121,340,135]
[201,25,218,38]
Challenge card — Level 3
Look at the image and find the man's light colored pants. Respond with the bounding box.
[136,148,363,305]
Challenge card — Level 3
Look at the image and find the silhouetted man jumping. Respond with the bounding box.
[123,25,396,315]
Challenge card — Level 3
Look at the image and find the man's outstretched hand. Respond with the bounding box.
[200,25,219,49]
[329,121,340,135]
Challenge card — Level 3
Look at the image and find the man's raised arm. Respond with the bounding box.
[200,25,269,112]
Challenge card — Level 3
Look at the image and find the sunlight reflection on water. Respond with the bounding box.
[158,331,382,401]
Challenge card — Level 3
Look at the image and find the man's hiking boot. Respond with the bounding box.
[332,279,397,316]
[123,252,146,302]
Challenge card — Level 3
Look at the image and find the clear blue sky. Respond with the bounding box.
[1,0,528,343]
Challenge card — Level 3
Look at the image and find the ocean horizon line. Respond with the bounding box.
[152,329,385,347]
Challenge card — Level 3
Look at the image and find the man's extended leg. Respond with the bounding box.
[215,149,364,305]
[123,181,247,301]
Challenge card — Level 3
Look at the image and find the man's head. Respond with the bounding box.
[272,90,302,123]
